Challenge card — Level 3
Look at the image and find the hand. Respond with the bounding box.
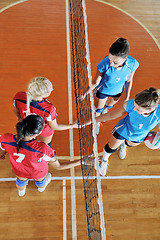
[82,155,100,166]
[72,122,79,128]
[77,93,87,102]
[0,153,6,160]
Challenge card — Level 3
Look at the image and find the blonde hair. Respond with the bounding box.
[135,87,160,109]
[26,77,53,115]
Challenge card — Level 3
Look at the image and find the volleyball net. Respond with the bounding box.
[68,0,106,239]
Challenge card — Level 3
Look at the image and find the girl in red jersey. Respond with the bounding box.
[0,115,83,197]
[13,77,75,147]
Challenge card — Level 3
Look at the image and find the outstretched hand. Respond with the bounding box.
[77,93,87,103]
[82,155,100,166]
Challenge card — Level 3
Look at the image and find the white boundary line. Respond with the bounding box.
[63,179,67,240]
[95,0,160,50]
[0,0,28,13]
[65,0,77,239]
[1,175,160,181]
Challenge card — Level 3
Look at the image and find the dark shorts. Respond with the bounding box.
[112,130,141,143]
[96,90,123,99]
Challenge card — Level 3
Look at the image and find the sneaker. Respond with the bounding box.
[95,122,100,135]
[18,180,28,197]
[99,158,109,176]
[38,173,52,192]
[119,142,127,159]
[18,187,26,197]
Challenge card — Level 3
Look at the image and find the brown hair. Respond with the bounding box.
[135,87,160,109]
[109,38,130,58]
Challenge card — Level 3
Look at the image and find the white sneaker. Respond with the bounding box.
[119,142,127,159]
[38,173,52,192]
[95,122,100,135]
[18,180,28,197]
[99,158,109,176]
[18,187,26,197]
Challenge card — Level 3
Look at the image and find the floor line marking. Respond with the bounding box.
[66,0,77,239]
[0,0,28,13]
[1,175,160,181]
[95,0,160,50]
[63,179,67,240]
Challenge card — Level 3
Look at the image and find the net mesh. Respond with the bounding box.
[69,0,103,239]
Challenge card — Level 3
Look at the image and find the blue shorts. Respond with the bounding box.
[112,130,141,143]
[96,90,123,99]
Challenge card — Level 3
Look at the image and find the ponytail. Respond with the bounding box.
[16,122,25,153]
[135,87,160,109]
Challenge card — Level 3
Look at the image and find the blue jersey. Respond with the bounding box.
[96,55,139,95]
[115,99,160,142]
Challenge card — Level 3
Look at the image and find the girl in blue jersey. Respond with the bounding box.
[81,38,139,117]
[0,115,85,197]
[94,87,160,176]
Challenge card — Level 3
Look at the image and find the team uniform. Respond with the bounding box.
[96,55,139,97]
[13,92,57,137]
[0,133,55,179]
[113,99,160,142]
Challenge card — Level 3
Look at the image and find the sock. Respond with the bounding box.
[103,148,111,161]
[105,104,113,109]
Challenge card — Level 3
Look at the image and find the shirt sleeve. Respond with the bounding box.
[13,92,19,108]
[42,144,56,161]
[13,92,25,109]
[46,105,58,121]
[126,99,135,113]
[132,59,139,72]
[97,56,110,73]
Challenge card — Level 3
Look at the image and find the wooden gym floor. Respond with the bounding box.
[0,0,160,239]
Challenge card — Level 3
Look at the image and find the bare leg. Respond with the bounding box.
[95,96,108,117]
[99,135,124,176]
[105,96,120,108]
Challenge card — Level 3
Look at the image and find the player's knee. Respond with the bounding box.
[16,178,28,187]
[35,177,46,187]
[104,143,117,153]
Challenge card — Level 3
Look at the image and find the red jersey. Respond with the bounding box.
[13,92,58,137]
[0,133,55,179]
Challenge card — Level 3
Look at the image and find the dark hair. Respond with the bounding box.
[16,115,44,153]
[135,87,160,109]
[109,38,130,58]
